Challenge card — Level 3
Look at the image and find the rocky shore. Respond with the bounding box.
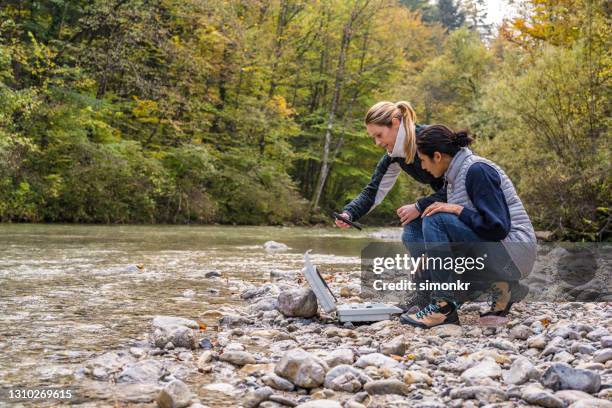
[74,250,612,408]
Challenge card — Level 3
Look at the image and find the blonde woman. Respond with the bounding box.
[335,101,443,311]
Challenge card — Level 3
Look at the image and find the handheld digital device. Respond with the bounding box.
[332,212,363,230]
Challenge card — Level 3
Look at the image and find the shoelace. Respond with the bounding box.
[416,303,440,319]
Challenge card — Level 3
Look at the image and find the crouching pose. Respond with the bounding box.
[400,125,537,328]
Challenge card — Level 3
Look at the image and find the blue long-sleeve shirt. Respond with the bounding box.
[458,162,511,241]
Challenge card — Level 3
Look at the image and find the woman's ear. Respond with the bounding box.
[391,116,400,128]
[433,151,442,163]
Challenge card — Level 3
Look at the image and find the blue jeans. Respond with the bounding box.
[403,213,519,302]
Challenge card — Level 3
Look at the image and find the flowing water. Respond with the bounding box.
[0,224,373,406]
[1,225,608,407]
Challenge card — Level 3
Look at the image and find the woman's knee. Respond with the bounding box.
[422,212,458,229]
[402,218,423,244]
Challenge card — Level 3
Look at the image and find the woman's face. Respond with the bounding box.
[417,150,450,178]
[366,117,400,154]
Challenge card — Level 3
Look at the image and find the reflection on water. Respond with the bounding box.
[0,224,371,404]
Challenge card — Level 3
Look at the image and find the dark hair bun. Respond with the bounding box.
[453,130,473,147]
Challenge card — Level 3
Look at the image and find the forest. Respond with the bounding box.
[0,0,609,240]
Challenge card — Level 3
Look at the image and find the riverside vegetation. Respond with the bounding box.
[0,0,609,240]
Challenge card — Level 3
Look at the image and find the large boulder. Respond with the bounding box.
[274,348,329,388]
[277,288,318,318]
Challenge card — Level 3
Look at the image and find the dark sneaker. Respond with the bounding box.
[396,290,431,314]
[400,299,460,329]
[479,281,529,325]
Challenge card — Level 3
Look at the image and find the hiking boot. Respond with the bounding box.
[400,298,460,329]
[479,281,529,325]
[396,290,430,314]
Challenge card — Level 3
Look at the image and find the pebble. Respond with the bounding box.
[592,348,612,363]
[540,363,601,394]
[277,288,318,318]
[363,379,410,395]
[522,384,565,408]
[262,373,295,391]
[156,379,193,408]
[461,358,502,381]
[274,348,329,389]
[503,356,539,385]
[219,351,256,367]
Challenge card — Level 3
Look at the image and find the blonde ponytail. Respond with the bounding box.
[395,101,417,163]
[364,100,417,164]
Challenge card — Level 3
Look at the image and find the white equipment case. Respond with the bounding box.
[302,251,403,322]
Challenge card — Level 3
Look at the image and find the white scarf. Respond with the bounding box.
[390,119,407,158]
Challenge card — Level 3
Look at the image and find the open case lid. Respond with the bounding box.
[302,250,337,313]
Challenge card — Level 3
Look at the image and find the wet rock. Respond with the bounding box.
[112,383,161,403]
[364,379,410,396]
[522,384,564,408]
[277,288,318,318]
[324,348,354,367]
[295,401,341,408]
[116,360,166,383]
[503,356,539,385]
[156,379,193,408]
[151,317,198,350]
[540,363,601,394]
[241,284,277,300]
[86,350,135,380]
[244,386,273,408]
[592,348,612,363]
[152,316,199,330]
[202,383,237,395]
[461,358,501,381]
[449,386,507,402]
[219,351,256,367]
[274,348,329,389]
[354,353,399,369]
[264,241,289,251]
[249,297,279,313]
[379,335,406,356]
[219,315,253,328]
[204,271,221,278]
[262,373,294,391]
[268,395,297,407]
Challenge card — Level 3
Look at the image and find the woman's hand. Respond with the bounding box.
[334,212,352,229]
[421,202,463,217]
[397,203,420,226]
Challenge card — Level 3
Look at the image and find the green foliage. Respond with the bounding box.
[0,0,609,240]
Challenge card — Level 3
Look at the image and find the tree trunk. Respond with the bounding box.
[311,1,371,211]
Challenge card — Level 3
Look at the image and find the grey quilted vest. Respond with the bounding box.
[446,148,536,278]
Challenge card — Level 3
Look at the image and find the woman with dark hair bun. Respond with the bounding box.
[400,125,537,329]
